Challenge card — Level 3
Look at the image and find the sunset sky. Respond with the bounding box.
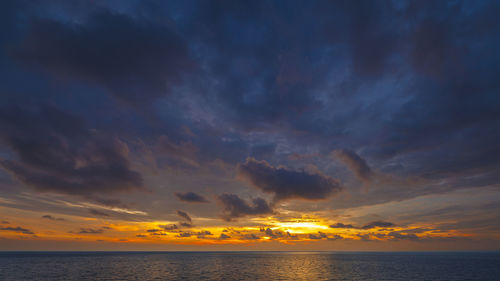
[0,0,499,251]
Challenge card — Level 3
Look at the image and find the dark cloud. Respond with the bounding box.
[308,233,321,240]
[361,221,395,229]
[329,221,395,230]
[308,232,327,240]
[0,105,143,199]
[77,228,104,234]
[329,222,356,229]
[387,231,419,241]
[146,229,162,233]
[219,233,230,239]
[264,228,283,239]
[0,226,35,235]
[287,231,298,239]
[327,234,344,241]
[160,224,178,231]
[89,209,110,217]
[176,210,192,223]
[333,149,373,181]
[13,11,193,104]
[196,230,212,236]
[41,215,65,221]
[177,232,192,238]
[150,232,167,236]
[174,192,209,203]
[217,193,273,221]
[179,222,193,228]
[136,234,147,238]
[237,158,342,201]
[241,233,260,240]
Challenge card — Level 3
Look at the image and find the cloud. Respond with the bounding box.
[176,210,192,223]
[174,192,209,203]
[177,232,192,238]
[89,209,110,217]
[196,230,212,238]
[13,11,194,104]
[308,232,327,240]
[333,149,373,181]
[327,234,344,241]
[264,228,283,239]
[0,104,143,198]
[150,232,167,236]
[157,136,199,167]
[387,231,419,241]
[92,198,130,209]
[0,0,498,247]
[237,158,342,201]
[329,222,356,229]
[361,221,395,229]
[0,226,35,235]
[160,224,178,231]
[146,229,162,233]
[219,233,230,239]
[308,234,321,239]
[41,215,65,221]
[217,193,273,221]
[241,233,260,240]
[77,228,104,234]
[179,222,193,228]
[329,221,395,230]
[286,231,298,239]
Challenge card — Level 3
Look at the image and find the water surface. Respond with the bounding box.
[0,251,498,280]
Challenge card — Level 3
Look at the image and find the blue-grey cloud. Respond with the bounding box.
[237,158,342,201]
[333,149,373,181]
[0,226,35,235]
[13,10,194,104]
[41,215,65,221]
[361,221,395,229]
[329,223,356,229]
[77,228,104,234]
[329,221,395,230]
[89,209,110,217]
[217,193,273,221]
[0,104,143,200]
[174,192,209,203]
[176,210,192,223]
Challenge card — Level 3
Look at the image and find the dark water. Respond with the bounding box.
[0,252,499,280]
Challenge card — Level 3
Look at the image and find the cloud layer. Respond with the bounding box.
[0,0,498,250]
[0,105,143,199]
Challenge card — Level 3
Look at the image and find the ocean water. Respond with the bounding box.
[0,252,499,280]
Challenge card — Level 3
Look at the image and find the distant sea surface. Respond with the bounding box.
[0,251,499,280]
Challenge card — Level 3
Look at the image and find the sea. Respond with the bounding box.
[0,251,499,280]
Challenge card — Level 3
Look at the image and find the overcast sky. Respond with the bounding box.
[0,0,499,251]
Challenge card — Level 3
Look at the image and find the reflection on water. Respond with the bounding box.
[0,251,499,280]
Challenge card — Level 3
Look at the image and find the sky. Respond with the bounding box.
[0,0,499,251]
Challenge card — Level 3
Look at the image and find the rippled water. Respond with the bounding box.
[0,251,499,280]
